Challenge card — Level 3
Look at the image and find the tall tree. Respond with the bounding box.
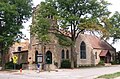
[0,0,32,69]
[109,11,120,42]
[31,0,112,68]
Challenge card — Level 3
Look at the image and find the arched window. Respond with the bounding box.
[35,50,38,63]
[95,52,97,59]
[80,41,86,59]
[61,50,65,59]
[66,50,69,59]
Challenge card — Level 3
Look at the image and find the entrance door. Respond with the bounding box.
[45,51,52,64]
[105,51,111,63]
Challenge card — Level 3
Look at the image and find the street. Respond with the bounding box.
[1,65,120,79]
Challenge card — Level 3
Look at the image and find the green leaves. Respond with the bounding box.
[31,12,51,42]
[32,0,120,46]
[55,33,72,46]
[0,0,32,51]
[109,11,120,41]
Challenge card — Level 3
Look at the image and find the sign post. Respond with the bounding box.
[12,55,18,69]
[37,54,43,72]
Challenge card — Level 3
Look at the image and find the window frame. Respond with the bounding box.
[80,41,86,59]
[66,50,69,59]
[61,49,65,59]
[95,52,97,59]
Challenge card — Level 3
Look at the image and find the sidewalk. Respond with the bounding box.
[115,77,120,79]
[13,70,37,74]
[15,69,120,79]
[5,65,120,79]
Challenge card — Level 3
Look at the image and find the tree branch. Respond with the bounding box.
[49,27,71,39]
[75,29,84,40]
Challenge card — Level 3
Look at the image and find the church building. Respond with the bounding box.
[28,5,116,70]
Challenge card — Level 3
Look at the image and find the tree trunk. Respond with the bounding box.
[70,45,77,68]
[0,43,6,70]
[1,50,6,70]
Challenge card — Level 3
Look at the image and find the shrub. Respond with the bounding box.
[5,61,14,69]
[5,61,22,69]
[98,60,105,65]
[111,61,117,65]
[61,60,71,68]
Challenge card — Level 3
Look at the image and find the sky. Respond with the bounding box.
[22,0,120,52]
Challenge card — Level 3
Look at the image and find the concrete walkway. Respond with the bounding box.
[15,65,120,79]
[1,65,120,79]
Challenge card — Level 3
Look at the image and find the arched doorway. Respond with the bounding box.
[45,51,52,64]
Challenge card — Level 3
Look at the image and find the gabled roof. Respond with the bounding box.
[82,34,115,51]
[99,50,108,56]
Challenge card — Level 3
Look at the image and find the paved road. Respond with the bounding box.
[1,65,120,79]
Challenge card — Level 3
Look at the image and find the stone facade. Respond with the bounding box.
[29,33,71,70]
[29,33,116,70]
[76,34,116,67]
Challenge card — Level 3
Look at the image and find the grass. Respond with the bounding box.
[97,72,120,79]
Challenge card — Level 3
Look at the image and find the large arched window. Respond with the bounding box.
[61,50,65,59]
[80,41,86,59]
[66,50,69,59]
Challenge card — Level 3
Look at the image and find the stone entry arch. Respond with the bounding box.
[45,51,52,64]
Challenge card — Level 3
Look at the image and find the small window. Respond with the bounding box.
[18,47,22,51]
[47,15,51,18]
[95,52,97,59]
[66,50,69,59]
[61,50,65,59]
[47,15,53,19]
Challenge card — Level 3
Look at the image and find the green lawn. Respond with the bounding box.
[97,72,120,79]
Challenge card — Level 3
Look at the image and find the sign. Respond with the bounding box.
[37,54,43,63]
[12,55,18,64]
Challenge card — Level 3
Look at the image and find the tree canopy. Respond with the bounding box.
[109,11,120,42]
[0,0,32,68]
[31,0,112,43]
[0,0,32,51]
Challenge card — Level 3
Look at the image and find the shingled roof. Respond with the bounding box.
[99,50,108,56]
[82,34,115,51]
